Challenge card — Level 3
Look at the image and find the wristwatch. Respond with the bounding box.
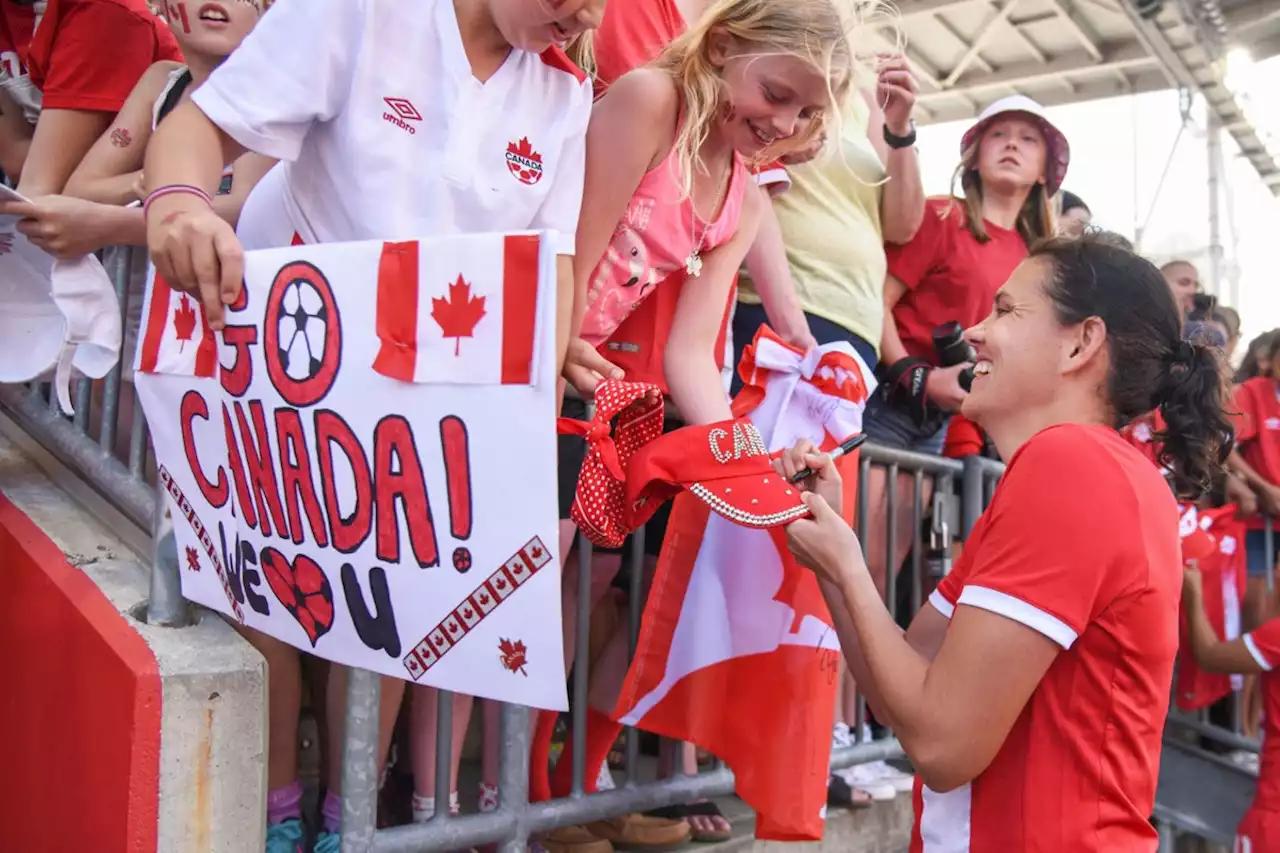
[883,120,917,150]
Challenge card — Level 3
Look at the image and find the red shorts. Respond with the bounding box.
[1237,808,1280,851]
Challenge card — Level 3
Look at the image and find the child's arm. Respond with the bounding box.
[145,0,364,326]
[743,185,815,350]
[664,187,765,425]
[0,87,33,181]
[1182,568,1268,674]
[572,68,674,329]
[63,61,181,205]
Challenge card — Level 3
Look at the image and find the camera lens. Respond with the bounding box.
[933,322,976,367]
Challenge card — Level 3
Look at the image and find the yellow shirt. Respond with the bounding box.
[739,94,887,351]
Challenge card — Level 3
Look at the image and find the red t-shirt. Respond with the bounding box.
[920,423,1180,852]
[0,1,36,77]
[3,0,181,112]
[1239,617,1280,813]
[1233,377,1280,530]
[942,413,984,459]
[591,0,683,97]
[1175,505,1244,713]
[886,197,1027,364]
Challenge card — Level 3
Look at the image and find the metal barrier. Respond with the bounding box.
[6,256,1253,851]
[0,286,987,851]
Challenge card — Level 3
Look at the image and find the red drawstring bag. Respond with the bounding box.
[557,381,664,548]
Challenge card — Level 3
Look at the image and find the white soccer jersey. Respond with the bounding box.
[192,0,591,255]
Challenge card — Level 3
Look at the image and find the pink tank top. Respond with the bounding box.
[581,145,748,346]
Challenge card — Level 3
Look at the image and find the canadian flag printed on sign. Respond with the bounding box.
[373,236,540,386]
[136,267,217,378]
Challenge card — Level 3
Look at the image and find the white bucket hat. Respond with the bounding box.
[0,220,122,414]
[960,94,1070,196]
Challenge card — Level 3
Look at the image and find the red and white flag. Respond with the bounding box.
[372,236,539,386]
[613,327,876,840]
[135,268,218,378]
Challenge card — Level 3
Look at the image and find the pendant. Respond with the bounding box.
[685,251,703,278]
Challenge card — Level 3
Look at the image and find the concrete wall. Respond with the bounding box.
[0,430,266,852]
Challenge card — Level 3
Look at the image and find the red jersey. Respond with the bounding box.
[1233,377,1280,530]
[886,197,1027,365]
[922,423,1180,852]
[1175,505,1245,712]
[2,0,181,113]
[1239,616,1280,814]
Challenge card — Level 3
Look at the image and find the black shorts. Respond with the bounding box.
[558,396,680,560]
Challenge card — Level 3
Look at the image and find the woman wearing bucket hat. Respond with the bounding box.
[859,93,1068,615]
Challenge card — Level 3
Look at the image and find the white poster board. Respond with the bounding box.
[135,232,566,710]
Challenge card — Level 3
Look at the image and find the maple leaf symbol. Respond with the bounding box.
[431,275,486,356]
[479,593,490,605]
[185,545,201,572]
[463,607,474,619]
[173,294,198,352]
[498,638,528,676]
[530,546,543,560]
[506,137,542,164]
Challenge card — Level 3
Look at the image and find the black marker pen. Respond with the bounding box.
[788,433,868,484]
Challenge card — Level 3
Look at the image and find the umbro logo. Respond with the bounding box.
[383,97,421,135]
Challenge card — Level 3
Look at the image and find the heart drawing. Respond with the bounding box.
[261,547,336,647]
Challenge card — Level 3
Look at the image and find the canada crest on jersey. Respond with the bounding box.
[506,137,543,186]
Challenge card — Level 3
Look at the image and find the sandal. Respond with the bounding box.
[644,802,731,843]
[826,774,873,810]
[607,730,628,769]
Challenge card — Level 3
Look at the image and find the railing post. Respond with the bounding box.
[341,667,382,853]
[960,455,985,538]
[145,488,188,627]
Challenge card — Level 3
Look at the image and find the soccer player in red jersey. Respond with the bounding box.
[783,233,1232,851]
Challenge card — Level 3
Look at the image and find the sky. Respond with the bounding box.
[912,56,1280,350]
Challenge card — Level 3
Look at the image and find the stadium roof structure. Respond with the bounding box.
[882,0,1280,194]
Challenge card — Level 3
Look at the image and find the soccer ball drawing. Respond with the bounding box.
[277,276,329,382]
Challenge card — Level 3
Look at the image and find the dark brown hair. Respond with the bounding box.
[1032,231,1231,497]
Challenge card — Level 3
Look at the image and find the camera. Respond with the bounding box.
[932,322,976,392]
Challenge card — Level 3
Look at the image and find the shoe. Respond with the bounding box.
[479,782,500,813]
[840,764,896,802]
[312,830,340,853]
[585,814,691,850]
[595,761,617,793]
[831,722,853,750]
[826,775,873,810]
[862,760,915,794]
[265,819,305,853]
[540,826,613,853]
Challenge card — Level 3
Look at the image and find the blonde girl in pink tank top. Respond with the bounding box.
[566,0,866,426]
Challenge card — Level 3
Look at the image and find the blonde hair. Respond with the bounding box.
[650,0,891,198]
[565,31,597,83]
[949,126,1057,246]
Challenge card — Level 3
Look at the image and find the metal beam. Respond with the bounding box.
[919,42,1154,100]
[944,0,1024,87]
[916,69,1171,124]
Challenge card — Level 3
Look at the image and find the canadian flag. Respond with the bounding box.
[135,267,218,378]
[372,236,540,386]
[613,327,875,840]
[1175,504,1246,711]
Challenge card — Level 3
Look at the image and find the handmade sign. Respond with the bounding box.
[134,233,566,710]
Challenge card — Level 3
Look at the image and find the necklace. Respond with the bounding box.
[685,156,733,278]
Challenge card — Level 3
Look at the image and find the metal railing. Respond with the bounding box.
[2,250,1247,851]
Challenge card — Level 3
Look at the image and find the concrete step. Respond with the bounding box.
[694,793,912,853]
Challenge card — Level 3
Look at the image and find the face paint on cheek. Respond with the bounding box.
[165,1,191,33]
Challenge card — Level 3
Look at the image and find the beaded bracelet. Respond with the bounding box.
[143,184,213,219]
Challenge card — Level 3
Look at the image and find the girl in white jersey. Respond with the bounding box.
[142,1,603,851]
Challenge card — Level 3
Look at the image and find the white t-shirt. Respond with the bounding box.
[191,0,591,255]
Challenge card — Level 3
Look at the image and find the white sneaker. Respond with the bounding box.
[862,760,914,793]
[595,760,616,792]
[841,764,896,801]
[831,722,853,750]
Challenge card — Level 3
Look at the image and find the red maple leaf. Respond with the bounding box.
[530,545,543,560]
[173,294,197,352]
[498,637,528,676]
[185,545,201,572]
[431,275,486,356]
[506,137,542,165]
